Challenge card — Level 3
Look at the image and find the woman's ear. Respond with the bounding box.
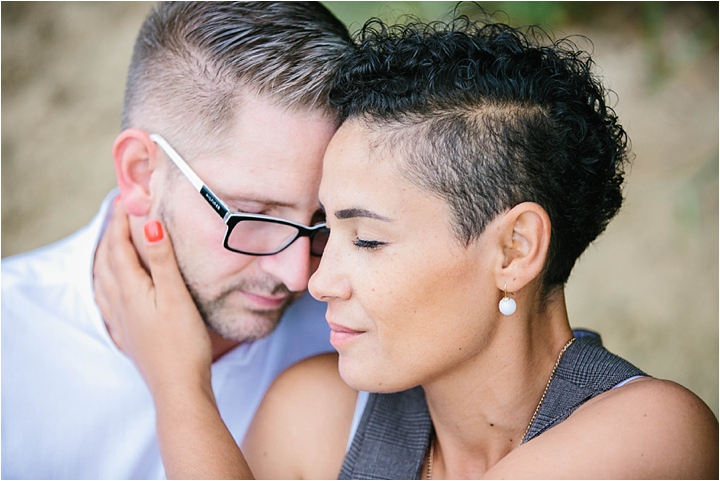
[495,202,551,292]
[113,129,158,217]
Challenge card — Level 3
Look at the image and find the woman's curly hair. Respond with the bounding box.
[331,16,631,290]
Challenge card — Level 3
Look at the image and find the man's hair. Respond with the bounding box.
[122,1,351,154]
[330,17,631,292]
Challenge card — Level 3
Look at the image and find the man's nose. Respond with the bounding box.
[257,236,312,293]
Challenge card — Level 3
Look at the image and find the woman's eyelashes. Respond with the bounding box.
[353,238,387,250]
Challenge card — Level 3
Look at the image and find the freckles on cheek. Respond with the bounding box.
[370,286,418,337]
[368,273,403,313]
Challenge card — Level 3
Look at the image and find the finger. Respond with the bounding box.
[142,220,192,305]
[103,309,126,353]
[94,198,128,352]
[93,199,117,284]
[93,269,111,324]
[93,222,113,315]
[107,201,154,293]
[94,202,125,323]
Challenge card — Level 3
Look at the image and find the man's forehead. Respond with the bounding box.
[168,96,332,212]
[193,157,322,212]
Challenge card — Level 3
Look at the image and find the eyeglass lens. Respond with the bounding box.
[226,220,329,256]
[310,228,329,256]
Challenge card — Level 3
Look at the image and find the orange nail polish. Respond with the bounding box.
[144,220,163,243]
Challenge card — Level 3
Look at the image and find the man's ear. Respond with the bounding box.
[113,129,158,217]
[495,202,551,293]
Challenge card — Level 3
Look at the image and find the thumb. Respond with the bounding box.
[142,220,189,303]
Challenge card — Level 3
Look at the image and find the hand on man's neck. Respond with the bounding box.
[208,330,242,362]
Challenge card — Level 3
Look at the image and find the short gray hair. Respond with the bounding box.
[122,1,351,154]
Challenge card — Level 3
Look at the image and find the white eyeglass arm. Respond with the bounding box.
[149,133,230,220]
[149,133,204,192]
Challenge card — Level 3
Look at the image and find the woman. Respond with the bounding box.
[95,17,718,479]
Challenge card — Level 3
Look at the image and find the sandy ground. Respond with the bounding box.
[2,2,718,418]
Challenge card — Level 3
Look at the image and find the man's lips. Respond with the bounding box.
[327,321,365,346]
[241,291,288,309]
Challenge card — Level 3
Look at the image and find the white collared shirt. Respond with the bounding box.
[1,190,332,479]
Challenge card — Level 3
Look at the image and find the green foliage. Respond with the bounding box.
[322,1,718,84]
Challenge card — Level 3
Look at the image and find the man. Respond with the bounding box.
[1,2,351,478]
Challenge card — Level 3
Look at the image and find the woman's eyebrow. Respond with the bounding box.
[334,207,393,222]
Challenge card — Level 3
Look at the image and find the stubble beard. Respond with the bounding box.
[185,276,295,342]
[158,202,297,343]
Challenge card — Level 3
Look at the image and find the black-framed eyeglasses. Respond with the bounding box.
[150,134,329,257]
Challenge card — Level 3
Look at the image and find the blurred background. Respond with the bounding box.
[2,2,718,416]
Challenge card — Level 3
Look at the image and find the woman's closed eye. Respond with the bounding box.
[353,238,387,250]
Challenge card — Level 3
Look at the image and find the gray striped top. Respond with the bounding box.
[339,332,646,480]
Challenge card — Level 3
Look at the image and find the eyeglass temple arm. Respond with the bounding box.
[149,134,229,220]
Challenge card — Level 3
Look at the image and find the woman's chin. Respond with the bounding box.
[337,355,408,394]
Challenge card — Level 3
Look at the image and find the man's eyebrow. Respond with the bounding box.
[224,195,296,209]
[335,207,393,222]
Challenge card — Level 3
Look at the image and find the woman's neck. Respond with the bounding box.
[421,290,573,479]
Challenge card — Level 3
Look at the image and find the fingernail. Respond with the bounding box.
[113,195,122,206]
[144,220,163,243]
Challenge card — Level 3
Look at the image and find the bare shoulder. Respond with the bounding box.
[243,353,358,479]
[489,377,719,479]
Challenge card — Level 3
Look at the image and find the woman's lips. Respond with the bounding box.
[327,321,365,347]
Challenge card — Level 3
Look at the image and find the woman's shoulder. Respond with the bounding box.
[575,377,718,477]
[243,352,358,479]
[271,352,359,419]
[489,377,719,479]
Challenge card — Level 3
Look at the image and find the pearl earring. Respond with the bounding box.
[499,283,516,316]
